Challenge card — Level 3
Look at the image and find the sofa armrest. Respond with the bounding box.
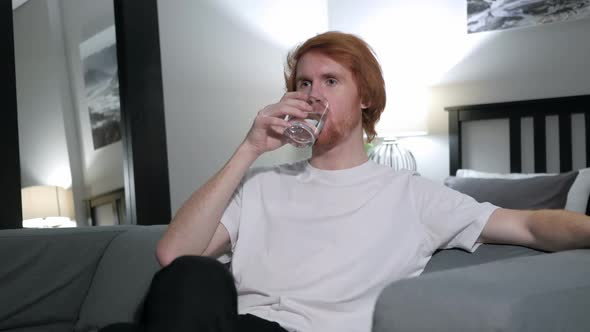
[424,244,544,274]
[373,250,590,332]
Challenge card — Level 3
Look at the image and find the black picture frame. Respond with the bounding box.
[114,0,171,226]
[1,0,22,229]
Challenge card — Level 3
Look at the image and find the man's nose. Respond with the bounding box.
[308,82,322,98]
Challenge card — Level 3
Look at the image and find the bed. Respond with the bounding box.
[445,94,590,215]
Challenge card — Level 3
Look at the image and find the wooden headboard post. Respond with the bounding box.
[447,110,461,176]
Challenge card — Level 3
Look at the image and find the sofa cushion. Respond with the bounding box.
[75,225,166,332]
[424,244,544,274]
[373,250,590,332]
[0,227,124,332]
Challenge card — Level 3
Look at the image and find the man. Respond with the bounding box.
[103,31,590,332]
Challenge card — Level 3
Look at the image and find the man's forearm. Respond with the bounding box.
[528,209,590,251]
[156,143,259,264]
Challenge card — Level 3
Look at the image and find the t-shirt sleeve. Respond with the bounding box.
[409,173,499,252]
[220,181,243,252]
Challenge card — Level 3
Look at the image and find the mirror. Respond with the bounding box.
[13,0,123,227]
[6,0,172,229]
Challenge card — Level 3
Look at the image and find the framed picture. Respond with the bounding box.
[80,26,122,150]
[468,0,590,34]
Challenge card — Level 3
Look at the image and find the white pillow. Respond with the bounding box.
[456,168,590,214]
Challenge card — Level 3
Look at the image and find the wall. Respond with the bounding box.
[158,0,590,213]
[328,0,590,181]
[14,0,72,190]
[158,0,328,212]
[428,16,590,175]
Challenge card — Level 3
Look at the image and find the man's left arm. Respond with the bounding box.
[479,208,590,252]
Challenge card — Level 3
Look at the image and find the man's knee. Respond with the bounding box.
[166,255,229,275]
[154,255,234,291]
[99,323,141,332]
[144,255,237,317]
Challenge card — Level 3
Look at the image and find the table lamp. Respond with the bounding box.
[368,136,418,171]
[21,185,76,228]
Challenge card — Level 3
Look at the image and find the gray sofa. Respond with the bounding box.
[1,225,589,332]
[0,225,163,332]
[374,246,590,332]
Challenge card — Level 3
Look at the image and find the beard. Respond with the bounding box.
[314,111,362,148]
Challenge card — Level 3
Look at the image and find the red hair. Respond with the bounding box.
[284,31,386,142]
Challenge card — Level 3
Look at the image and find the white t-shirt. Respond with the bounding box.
[220,159,497,332]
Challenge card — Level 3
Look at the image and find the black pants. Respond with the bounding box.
[99,256,287,332]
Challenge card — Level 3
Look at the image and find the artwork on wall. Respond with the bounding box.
[80,26,121,150]
[468,0,590,33]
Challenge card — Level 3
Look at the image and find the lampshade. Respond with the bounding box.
[368,137,417,171]
[21,185,75,220]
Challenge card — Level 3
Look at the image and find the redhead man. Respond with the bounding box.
[103,31,590,332]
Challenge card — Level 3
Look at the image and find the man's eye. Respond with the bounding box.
[297,81,311,90]
[326,78,337,86]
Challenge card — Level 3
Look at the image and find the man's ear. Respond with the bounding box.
[361,100,371,109]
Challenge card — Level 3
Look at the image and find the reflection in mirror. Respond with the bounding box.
[21,185,76,228]
[86,188,125,226]
[13,0,125,227]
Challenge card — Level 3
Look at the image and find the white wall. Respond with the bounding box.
[158,0,590,213]
[158,0,327,212]
[328,0,590,181]
[427,15,590,177]
[14,0,72,190]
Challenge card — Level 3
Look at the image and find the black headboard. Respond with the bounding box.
[445,94,590,176]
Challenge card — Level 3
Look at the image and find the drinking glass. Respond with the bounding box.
[283,96,329,148]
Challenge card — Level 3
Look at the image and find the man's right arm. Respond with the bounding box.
[156,92,311,267]
[156,143,259,267]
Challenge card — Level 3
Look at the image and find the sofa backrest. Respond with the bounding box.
[75,225,165,331]
[0,227,124,331]
[0,225,166,332]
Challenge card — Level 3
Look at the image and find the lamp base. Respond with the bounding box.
[368,139,417,171]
